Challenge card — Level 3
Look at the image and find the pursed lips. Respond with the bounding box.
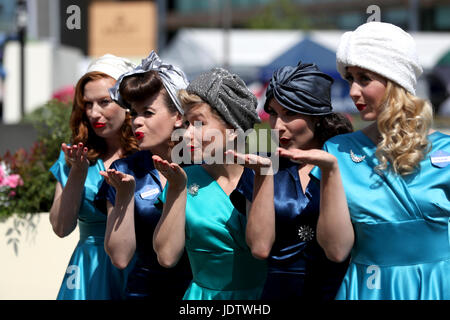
[93,122,106,128]
[279,137,290,146]
[135,131,144,140]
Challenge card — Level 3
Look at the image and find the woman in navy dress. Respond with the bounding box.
[49,54,138,299]
[98,51,192,300]
[258,62,352,300]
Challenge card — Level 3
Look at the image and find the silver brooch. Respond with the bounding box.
[187,183,199,196]
[298,225,315,242]
[350,149,366,163]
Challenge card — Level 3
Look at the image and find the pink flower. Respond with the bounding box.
[9,190,16,197]
[4,174,23,189]
[0,165,4,185]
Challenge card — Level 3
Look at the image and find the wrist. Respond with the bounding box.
[69,165,88,177]
[116,187,135,200]
[321,156,339,174]
[168,183,187,195]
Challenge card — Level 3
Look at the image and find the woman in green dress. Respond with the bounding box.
[152,68,275,300]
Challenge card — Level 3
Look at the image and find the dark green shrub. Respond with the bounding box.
[0,99,72,221]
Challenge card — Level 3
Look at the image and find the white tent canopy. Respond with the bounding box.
[161,28,450,81]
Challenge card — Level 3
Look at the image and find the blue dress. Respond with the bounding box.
[160,165,267,300]
[311,131,450,300]
[50,150,131,300]
[256,157,348,300]
[97,150,192,300]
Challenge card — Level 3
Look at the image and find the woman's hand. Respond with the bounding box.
[152,155,187,192]
[225,150,274,175]
[277,147,338,172]
[100,169,136,196]
[62,142,90,171]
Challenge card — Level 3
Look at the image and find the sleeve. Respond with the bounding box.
[153,183,168,211]
[49,150,70,187]
[157,183,168,204]
[96,160,119,207]
[230,167,254,215]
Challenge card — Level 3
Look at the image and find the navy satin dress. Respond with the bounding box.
[236,157,349,301]
[97,150,192,300]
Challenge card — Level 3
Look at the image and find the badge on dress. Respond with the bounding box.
[430,150,450,168]
[140,187,159,200]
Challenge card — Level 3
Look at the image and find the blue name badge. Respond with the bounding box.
[430,150,450,168]
[140,187,160,200]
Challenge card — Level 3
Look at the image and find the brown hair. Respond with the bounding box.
[313,112,354,147]
[70,71,139,164]
[119,70,178,114]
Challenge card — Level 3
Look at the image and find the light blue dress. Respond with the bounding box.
[311,131,450,300]
[160,165,267,300]
[50,150,132,300]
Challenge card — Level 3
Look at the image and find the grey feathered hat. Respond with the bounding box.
[186,68,261,132]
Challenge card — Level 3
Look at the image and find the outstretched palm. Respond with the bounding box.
[62,142,90,171]
[225,150,274,175]
[277,147,337,171]
[100,169,136,195]
[152,155,187,192]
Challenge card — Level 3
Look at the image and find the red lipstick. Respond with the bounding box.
[279,137,290,147]
[135,132,144,140]
[356,104,367,111]
[93,122,106,128]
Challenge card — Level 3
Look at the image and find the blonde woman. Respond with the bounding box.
[280,22,450,299]
[153,68,270,300]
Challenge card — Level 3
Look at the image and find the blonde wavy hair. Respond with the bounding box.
[178,89,229,127]
[375,81,433,176]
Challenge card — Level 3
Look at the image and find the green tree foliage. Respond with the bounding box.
[246,0,310,30]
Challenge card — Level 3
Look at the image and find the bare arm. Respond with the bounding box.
[49,143,89,238]
[246,172,275,259]
[278,148,354,262]
[152,155,187,268]
[226,151,275,260]
[101,169,136,270]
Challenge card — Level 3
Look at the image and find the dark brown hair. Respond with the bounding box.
[313,112,354,147]
[70,71,139,164]
[119,70,178,114]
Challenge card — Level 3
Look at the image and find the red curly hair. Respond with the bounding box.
[70,71,139,164]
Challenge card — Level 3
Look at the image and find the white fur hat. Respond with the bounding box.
[86,54,136,80]
[336,22,422,95]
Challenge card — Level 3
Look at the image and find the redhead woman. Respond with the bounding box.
[49,54,138,300]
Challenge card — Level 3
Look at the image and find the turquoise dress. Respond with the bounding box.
[311,131,450,300]
[50,150,132,300]
[161,165,267,300]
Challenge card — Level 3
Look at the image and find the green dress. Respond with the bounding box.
[161,165,267,300]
